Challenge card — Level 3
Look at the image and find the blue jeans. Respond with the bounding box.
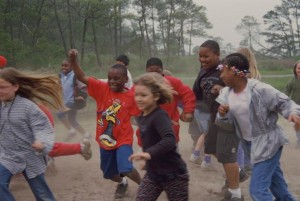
[250,147,295,201]
[0,163,55,201]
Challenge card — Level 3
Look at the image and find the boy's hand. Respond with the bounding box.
[68,49,78,62]
[288,114,300,131]
[218,104,229,117]
[180,112,193,122]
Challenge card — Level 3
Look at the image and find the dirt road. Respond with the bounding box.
[10,109,300,201]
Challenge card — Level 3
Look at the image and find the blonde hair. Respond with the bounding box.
[0,67,63,109]
[134,72,174,105]
[237,47,261,80]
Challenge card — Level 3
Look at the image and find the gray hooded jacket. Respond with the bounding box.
[215,79,300,164]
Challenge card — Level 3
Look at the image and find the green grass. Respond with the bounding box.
[261,77,291,91]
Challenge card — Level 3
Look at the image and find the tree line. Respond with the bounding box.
[0,0,299,69]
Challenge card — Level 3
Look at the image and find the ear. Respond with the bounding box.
[13,84,19,92]
[154,93,160,101]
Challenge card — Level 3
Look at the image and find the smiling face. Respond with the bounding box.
[134,84,159,115]
[107,68,128,92]
[0,78,19,101]
[61,60,72,75]
[198,47,220,70]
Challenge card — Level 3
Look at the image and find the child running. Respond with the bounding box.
[144,57,195,144]
[130,72,189,201]
[68,49,141,200]
[216,53,300,201]
[283,60,300,148]
[57,59,91,141]
[0,67,63,201]
[192,40,244,201]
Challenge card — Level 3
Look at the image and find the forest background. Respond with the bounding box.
[1,0,300,90]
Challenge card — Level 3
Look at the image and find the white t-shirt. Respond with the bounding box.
[125,69,133,89]
[228,85,253,141]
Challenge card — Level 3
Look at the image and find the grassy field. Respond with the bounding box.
[165,69,293,91]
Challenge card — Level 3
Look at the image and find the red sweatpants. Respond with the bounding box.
[48,142,81,157]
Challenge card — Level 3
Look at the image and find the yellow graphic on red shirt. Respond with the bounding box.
[98,100,121,148]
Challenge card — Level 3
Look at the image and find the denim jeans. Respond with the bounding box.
[249,147,295,201]
[0,163,55,201]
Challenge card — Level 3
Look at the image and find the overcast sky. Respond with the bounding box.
[193,0,282,47]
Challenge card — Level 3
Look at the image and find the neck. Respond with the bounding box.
[232,78,247,93]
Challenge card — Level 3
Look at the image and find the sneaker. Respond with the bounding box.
[189,153,201,165]
[80,139,92,160]
[221,190,244,201]
[239,168,249,183]
[114,183,128,199]
[201,160,212,169]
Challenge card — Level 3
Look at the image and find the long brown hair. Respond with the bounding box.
[0,67,63,109]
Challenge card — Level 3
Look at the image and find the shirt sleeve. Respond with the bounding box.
[29,105,55,155]
[166,76,195,114]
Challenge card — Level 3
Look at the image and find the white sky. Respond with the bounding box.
[193,0,282,47]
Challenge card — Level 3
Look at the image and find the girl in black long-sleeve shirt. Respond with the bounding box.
[130,72,189,201]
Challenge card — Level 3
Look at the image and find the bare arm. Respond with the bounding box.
[68,49,89,85]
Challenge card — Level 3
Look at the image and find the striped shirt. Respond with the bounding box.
[0,95,55,179]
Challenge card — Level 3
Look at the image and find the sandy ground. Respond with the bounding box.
[10,107,300,201]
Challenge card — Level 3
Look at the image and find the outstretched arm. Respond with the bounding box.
[68,49,89,85]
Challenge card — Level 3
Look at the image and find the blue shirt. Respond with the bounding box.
[60,71,75,105]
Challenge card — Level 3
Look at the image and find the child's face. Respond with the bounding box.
[146,65,163,75]
[107,68,128,92]
[61,61,72,75]
[0,78,19,101]
[198,47,220,69]
[134,84,159,115]
[220,65,236,87]
[295,63,300,78]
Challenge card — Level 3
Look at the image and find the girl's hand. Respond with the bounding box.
[129,152,150,170]
[218,104,229,117]
[129,152,151,161]
[32,141,45,152]
[288,114,300,131]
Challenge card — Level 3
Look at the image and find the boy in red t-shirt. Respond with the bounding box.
[68,49,141,199]
[135,57,195,145]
